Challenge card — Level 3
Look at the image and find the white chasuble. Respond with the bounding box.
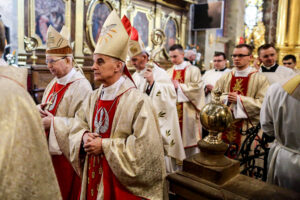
[0,66,61,200]
[133,64,186,173]
[214,67,269,130]
[41,69,92,157]
[261,75,300,192]
[167,62,205,157]
[68,77,166,200]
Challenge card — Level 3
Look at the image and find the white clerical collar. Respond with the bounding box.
[235,66,252,77]
[263,63,277,70]
[0,58,8,66]
[57,68,76,85]
[174,61,190,70]
[138,68,147,76]
[100,76,125,100]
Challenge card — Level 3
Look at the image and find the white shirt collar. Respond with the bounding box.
[174,61,190,70]
[57,68,76,85]
[234,66,252,77]
[137,68,147,77]
[100,76,125,100]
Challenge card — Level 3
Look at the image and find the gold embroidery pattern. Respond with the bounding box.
[226,126,238,143]
[174,71,183,82]
[176,103,183,122]
[99,166,103,175]
[98,24,117,44]
[232,78,244,95]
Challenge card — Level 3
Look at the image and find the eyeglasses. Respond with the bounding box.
[231,54,250,58]
[46,56,67,64]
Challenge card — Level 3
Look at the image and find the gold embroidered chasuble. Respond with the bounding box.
[0,66,62,200]
[214,67,269,129]
[68,77,166,200]
[167,65,205,148]
[132,64,186,163]
[41,69,92,157]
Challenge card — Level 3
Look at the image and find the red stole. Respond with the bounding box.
[222,72,253,158]
[172,67,187,135]
[45,82,81,200]
[87,91,142,200]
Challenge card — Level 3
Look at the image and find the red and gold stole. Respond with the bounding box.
[172,67,187,134]
[45,81,82,200]
[87,88,142,200]
[222,71,254,158]
[44,82,72,140]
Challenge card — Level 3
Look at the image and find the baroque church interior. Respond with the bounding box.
[0,0,300,199]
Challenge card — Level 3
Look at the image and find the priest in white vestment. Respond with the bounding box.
[37,25,92,199]
[260,74,300,192]
[63,12,166,200]
[202,52,231,104]
[128,26,185,173]
[214,44,269,158]
[167,44,205,158]
[0,20,62,199]
[257,44,295,84]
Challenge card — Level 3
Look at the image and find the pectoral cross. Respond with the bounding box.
[44,93,56,111]
[44,100,53,111]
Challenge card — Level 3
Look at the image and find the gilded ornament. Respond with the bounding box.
[200,90,233,144]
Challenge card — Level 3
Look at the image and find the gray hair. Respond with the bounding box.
[111,56,125,72]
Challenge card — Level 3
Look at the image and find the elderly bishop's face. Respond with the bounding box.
[92,54,122,86]
[46,55,69,78]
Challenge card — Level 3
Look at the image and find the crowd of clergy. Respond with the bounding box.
[0,10,299,200]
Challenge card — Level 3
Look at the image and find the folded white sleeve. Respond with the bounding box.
[177,85,189,102]
[233,95,247,119]
[49,118,63,155]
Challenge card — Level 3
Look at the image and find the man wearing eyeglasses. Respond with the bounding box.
[37,25,92,200]
[257,44,295,84]
[202,52,231,104]
[214,44,269,158]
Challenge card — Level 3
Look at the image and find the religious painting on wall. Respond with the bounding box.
[164,18,177,51]
[133,11,149,47]
[35,0,65,44]
[92,3,111,44]
[86,0,113,51]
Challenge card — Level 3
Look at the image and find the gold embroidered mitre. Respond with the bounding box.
[94,10,131,62]
[46,25,72,56]
[128,26,146,58]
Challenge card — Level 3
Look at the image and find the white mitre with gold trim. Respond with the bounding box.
[46,25,72,56]
[94,10,131,62]
[128,26,146,58]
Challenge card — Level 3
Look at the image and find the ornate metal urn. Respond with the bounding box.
[200,90,233,145]
[194,90,234,167]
